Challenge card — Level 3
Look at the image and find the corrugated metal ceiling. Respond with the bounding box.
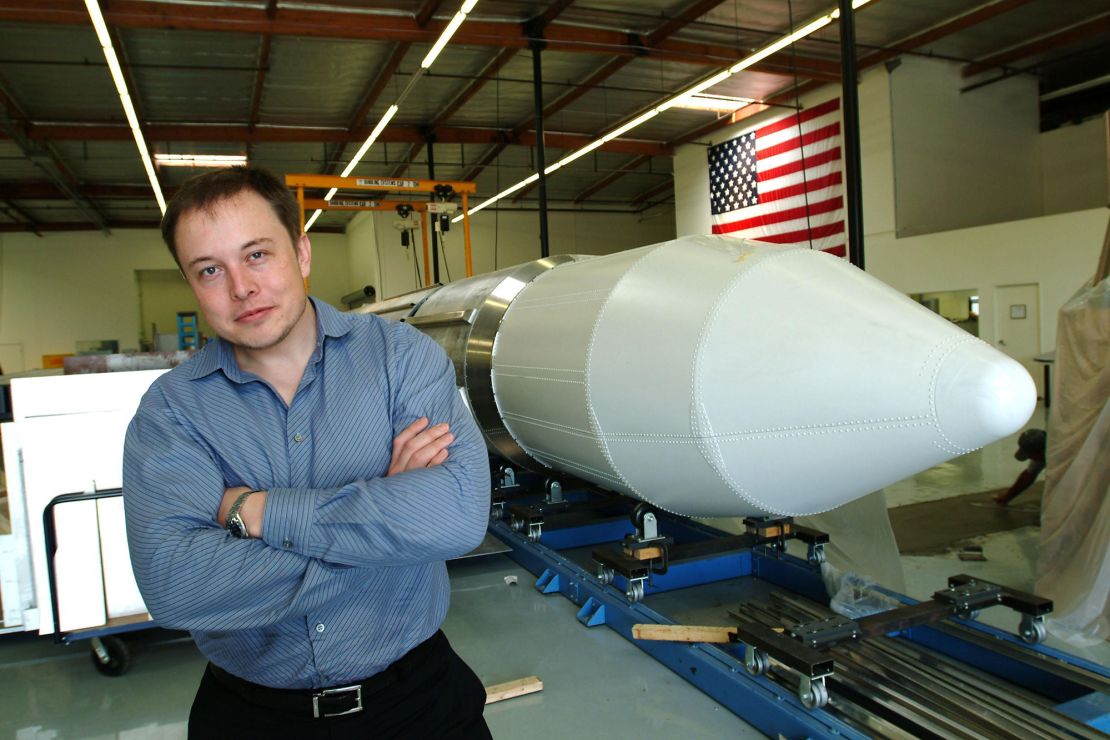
[0,0,1106,233]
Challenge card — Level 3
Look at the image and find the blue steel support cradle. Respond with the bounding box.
[488,511,1110,736]
[488,517,868,739]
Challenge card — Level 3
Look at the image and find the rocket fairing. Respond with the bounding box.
[363,235,1035,518]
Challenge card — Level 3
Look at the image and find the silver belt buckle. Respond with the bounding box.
[312,684,363,718]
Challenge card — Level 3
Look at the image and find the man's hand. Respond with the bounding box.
[388,417,453,477]
[217,486,268,539]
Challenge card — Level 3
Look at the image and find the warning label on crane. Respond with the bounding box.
[332,200,379,208]
[356,178,419,189]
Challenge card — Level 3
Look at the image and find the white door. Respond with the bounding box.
[994,283,1042,398]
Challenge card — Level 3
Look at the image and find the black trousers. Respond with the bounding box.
[188,631,492,739]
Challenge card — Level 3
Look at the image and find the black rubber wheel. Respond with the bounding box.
[90,636,131,677]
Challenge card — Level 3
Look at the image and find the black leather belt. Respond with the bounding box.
[208,630,445,719]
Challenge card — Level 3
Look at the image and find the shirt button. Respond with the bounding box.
[283,539,293,549]
[315,623,325,634]
[293,433,305,443]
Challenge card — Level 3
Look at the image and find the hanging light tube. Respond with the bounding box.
[84,0,166,214]
[458,0,873,221]
[310,0,480,232]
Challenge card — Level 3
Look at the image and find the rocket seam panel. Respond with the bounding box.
[581,243,666,499]
[505,295,608,311]
[522,447,626,487]
[494,373,585,385]
[501,412,593,437]
[602,423,933,442]
[690,248,809,515]
[511,288,611,305]
[602,415,932,438]
[494,364,584,374]
[927,334,978,456]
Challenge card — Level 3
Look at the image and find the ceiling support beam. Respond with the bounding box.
[0,198,42,235]
[573,154,650,204]
[630,178,674,208]
[961,12,1110,78]
[0,2,840,75]
[497,0,735,199]
[246,0,278,161]
[0,78,110,232]
[858,0,1037,69]
[14,122,671,156]
[398,0,576,181]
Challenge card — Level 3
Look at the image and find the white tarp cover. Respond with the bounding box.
[1036,274,1110,645]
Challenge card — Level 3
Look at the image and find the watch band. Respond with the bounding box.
[226,489,261,539]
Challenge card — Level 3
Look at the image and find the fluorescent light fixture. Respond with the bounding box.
[84,0,166,214]
[421,0,479,69]
[335,102,401,188]
[463,0,869,221]
[313,0,480,231]
[669,94,758,112]
[304,209,323,231]
[154,154,248,168]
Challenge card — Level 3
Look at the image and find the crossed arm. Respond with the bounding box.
[216,417,456,537]
[124,335,491,631]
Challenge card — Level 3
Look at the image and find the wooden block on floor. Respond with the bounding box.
[485,676,543,705]
[632,624,737,643]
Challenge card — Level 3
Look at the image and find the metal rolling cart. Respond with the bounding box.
[42,487,174,676]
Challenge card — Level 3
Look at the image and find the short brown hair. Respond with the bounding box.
[161,166,301,265]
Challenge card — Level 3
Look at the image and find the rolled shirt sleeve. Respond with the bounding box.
[261,327,491,567]
[123,387,363,632]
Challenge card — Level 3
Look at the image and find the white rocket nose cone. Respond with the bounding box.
[934,341,1036,450]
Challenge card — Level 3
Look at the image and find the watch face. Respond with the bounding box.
[227,516,247,539]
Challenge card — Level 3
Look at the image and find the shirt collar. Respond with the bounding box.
[186,297,353,382]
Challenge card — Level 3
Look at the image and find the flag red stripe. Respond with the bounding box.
[746,221,846,244]
[757,122,840,158]
[822,245,847,257]
[757,147,841,182]
[754,98,841,139]
[713,196,842,233]
[758,172,842,204]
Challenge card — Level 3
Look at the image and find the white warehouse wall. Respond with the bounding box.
[889,56,1044,236]
[1041,117,1109,216]
[0,229,352,372]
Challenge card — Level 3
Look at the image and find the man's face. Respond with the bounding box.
[174,190,312,351]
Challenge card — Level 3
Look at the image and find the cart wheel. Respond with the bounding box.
[90,636,131,677]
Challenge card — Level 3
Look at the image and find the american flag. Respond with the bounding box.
[708,98,845,257]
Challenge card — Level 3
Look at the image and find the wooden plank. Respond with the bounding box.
[625,546,663,561]
[632,623,737,643]
[484,676,543,704]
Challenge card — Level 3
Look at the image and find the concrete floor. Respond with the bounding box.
[1,401,1104,738]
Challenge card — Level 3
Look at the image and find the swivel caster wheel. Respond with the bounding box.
[90,636,131,677]
[807,544,826,566]
[1019,615,1047,644]
[743,646,768,676]
[799,676,829,709]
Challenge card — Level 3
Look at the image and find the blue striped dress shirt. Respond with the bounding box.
[123,298,491,689]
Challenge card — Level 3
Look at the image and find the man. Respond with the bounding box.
[123,167,492,739]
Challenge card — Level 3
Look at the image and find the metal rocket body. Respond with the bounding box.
[362,235,1035,518]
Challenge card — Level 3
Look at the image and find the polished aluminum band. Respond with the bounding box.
[460,255,576,472]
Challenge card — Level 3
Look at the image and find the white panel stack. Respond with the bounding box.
[4,370,164,634]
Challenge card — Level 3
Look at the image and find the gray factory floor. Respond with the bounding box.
[1,401,1106,739]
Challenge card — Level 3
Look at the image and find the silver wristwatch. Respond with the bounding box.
[226,489,259,539]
